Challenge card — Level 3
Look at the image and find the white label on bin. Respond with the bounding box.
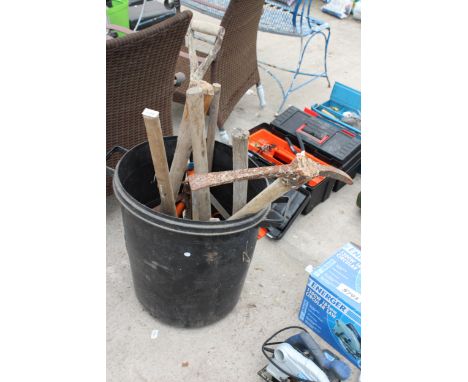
[184,252,191,257]
[337,283,361,304]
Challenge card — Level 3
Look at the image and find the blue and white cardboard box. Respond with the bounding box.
[299,243,361,368]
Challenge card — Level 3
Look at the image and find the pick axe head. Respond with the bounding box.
[289,152,353,186]
[187,151,353,191]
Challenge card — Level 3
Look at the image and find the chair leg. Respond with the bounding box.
[323,28,331,88]
[256,82,267,109]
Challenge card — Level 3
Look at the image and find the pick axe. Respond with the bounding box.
[188,152,353,220]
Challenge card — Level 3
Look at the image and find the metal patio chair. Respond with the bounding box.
[180,0,330,113]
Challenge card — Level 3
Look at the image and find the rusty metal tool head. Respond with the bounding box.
[188,152,353,191]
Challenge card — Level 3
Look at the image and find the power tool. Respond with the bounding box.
[333,320,361,366]
[258,326,352,382]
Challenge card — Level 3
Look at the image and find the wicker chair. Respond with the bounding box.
[106,10,192,195]
[173,0,264,130]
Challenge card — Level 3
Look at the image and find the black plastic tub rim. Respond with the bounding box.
[112,144,270,237]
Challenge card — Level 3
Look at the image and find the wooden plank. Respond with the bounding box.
[186,87,212,221]
[231,128,250,214]
[142,109,176,217]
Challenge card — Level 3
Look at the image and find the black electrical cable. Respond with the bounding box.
[261,326,316,382]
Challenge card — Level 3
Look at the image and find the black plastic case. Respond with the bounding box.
[248,123,336,215]
[248,152,310,240]
[270,107,361,191]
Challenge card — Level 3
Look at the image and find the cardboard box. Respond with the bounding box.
[299,243,361,368]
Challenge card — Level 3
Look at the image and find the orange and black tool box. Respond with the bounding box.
[248,124,335,215]
[270,106,361,192]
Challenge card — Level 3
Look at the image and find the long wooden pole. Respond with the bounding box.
[186,87,212,221]
[231,128,249,214]
[142,109,176,217]
[188,164,295,191]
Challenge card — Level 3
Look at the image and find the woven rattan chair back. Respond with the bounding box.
[106,10,192,195]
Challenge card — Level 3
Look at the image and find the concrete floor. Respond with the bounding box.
[107,3,361,381]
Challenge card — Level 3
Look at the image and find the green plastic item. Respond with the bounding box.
[107,0,129,37]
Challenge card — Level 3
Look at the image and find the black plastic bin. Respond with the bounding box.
[109,137,269,328]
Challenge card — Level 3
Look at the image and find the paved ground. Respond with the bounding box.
[107,2,361,381]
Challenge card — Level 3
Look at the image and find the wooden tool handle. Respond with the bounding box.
[142,109,176,217]
[188,165,291,191]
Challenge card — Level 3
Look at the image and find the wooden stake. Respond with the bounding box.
[186,87,211,221]
[142,109,176,217]
[207,83,221,171]
[231,128,249,214]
